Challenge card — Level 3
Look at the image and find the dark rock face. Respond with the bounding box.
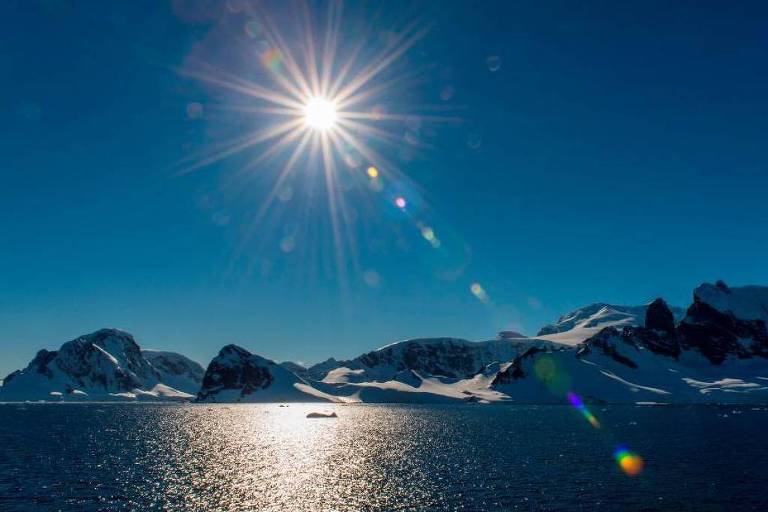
[491,347,547,385]
[197,345,275,400]
[645,298,676,335]
[359,339,480,378]
[576,327,640,368]
[357,338,516,380]
[2,370,20,385]
[678,299,768,365]
[32,349,58,377]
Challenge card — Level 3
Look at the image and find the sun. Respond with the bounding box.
[303,97,337,131]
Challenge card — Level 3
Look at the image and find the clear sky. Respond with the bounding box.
[2,0,767,378]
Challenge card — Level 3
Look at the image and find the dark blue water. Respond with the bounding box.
[0,403,766,511]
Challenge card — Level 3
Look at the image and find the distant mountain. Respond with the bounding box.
[304,357,344,381]
[0,329,200,401]
[197,345,335,403]
[141,350,205,394]
[3,281,766,404]
[278,361,308,377]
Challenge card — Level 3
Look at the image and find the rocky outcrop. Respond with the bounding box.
[196,345,328,402]
[198,345,274,399]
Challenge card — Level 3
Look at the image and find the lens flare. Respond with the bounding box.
[394,197,407,209]
[470,282,490,303]
[532,355,571,396]
[366,166,379,178]
[567,391,601,429]
[418,224,441,248]
[260,47,283,72]
[614,446,644,476]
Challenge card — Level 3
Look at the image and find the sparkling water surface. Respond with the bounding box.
[0,403,766,511]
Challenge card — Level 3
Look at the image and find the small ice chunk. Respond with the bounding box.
[306,411,338,418]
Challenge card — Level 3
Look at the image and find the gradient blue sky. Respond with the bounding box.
[2,0,767,377]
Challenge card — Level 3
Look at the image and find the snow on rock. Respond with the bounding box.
[0,329,194,402]
[196,345,334,403]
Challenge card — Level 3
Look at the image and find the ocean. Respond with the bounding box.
[0,403,766,511]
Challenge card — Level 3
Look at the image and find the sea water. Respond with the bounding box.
[0,403,766,511]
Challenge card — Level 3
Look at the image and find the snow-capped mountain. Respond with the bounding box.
[492,285,768,404]
[196,345,336,402]
[535,302,685,346]
[0,329,201,401]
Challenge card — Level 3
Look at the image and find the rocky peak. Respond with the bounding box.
[198,345,276,400]
[645,298,676,335]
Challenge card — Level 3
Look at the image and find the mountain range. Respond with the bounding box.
[2,281,766,404]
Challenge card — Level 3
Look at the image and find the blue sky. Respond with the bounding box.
[2,0,767,377]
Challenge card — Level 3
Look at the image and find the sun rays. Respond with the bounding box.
[174,1,462,289]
